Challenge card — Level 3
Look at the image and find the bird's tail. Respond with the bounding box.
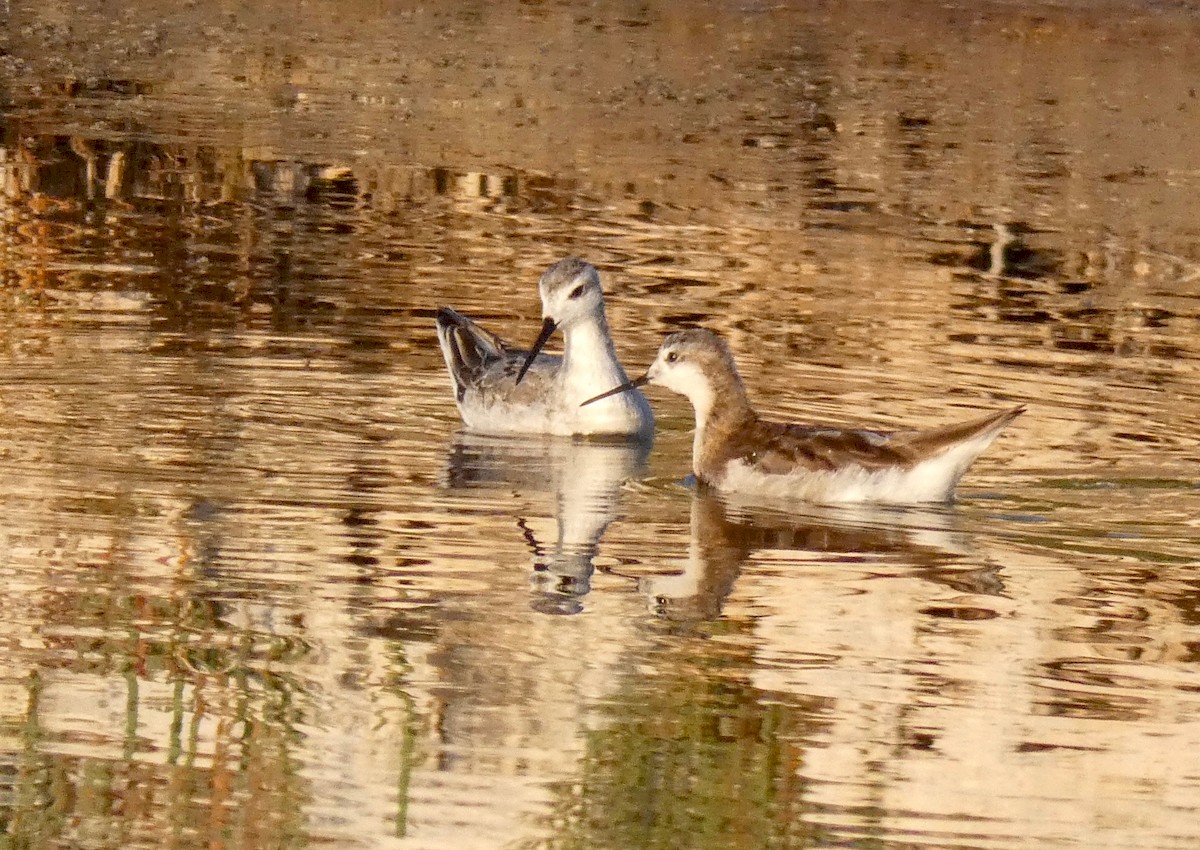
[435,307,506,401]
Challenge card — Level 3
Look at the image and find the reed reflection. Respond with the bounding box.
[443,433,650,614]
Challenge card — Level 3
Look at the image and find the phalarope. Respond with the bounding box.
[583,328,1024,504]
[435,257,653,437]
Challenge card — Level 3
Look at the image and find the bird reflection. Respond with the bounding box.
[442,433,650,614]
[641,488,1000,623]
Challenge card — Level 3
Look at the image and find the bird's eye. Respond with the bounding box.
[568,284,586,300]
[665,351,678,363]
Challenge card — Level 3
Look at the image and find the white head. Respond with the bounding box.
[537,257,606,330]
[516,257,608,384]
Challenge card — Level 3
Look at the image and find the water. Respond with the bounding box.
[2,1,1200,848]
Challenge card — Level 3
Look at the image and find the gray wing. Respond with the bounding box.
[437,306,561,404]
[470,350,562,406]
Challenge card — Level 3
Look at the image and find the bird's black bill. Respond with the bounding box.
[579,374,650,407]
[515,317,558,385]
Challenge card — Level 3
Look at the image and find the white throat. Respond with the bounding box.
[560,315,629,401]
[659,365,716,458]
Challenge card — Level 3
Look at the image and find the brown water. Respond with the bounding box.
[2,2,1200,848]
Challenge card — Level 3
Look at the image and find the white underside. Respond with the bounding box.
[717,429,1004,504]
[460,390,653,438]
[455,353,654,438]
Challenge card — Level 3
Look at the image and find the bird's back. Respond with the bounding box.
[704,406,1024,504]
[435,307,564,431]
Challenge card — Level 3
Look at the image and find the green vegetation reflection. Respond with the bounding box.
[541,634,831,850]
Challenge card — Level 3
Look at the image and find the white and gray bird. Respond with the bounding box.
[435,257,653,438]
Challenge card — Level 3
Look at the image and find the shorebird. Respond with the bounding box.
[435,257,653,437]
[582,328,1024,504]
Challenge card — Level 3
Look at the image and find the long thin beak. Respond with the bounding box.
[515,317,558,385]
[580,373,650,407]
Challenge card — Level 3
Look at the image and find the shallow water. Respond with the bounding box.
[2,1,1200,848]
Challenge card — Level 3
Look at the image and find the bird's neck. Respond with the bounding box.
[560,315,629,394]
[691,370,756,477]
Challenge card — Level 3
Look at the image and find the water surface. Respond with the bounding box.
[2,2,1200,848]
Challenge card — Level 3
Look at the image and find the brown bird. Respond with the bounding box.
[582,328,1023,504]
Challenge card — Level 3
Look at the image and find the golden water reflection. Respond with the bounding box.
[2,1,1200,848]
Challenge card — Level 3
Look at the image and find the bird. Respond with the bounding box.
[582,328,1024,504]
[434,257,653,437]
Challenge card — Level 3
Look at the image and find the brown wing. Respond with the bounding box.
[736,420,916,474]
[699,406,1024,482]
[887,405,1025,458]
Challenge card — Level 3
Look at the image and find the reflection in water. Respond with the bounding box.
[546,485,1200,850]
[642,490,983,623]
[443,433,650,614]
[541,493,1012,849]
